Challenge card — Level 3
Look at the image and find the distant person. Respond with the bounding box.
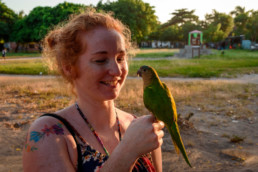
[2,48,6,60]
[23,10,164,172]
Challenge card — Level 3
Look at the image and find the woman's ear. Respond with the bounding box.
[62,63,77,79]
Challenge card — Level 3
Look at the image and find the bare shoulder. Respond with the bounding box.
[23,115,76,171]
[116,108,136,130]
[25,115,67,148]
[116,108,135,120]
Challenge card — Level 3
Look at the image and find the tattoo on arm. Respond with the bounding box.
[24,122,64,152]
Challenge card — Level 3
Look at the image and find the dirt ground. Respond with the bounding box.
[0,75,257,172]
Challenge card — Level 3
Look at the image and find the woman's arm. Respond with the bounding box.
[151,147,162,172]
[23,118,76,172]
[151,120,164,172]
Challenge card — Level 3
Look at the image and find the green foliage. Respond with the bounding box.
[150,9,200,43]
[203,23,224,43]
[0,0,18,41]
[181,22,202,42]
[97,0,158,43]
[230,6,251,37]
[163,8,199,27]
[1,2,257,46]
[10,2,86,43]
[204,10,234,42]
[246,10,258,42]
[160,25,182,42]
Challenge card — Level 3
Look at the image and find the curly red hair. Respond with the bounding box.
[43,10,131,84]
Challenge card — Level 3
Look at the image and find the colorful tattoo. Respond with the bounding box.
[30,122,64,143]
[25,143,38,152]
[25,122,64,152]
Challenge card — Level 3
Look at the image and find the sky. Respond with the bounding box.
[3,0,258,24]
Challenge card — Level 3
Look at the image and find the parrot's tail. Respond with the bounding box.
[167,122,192,168]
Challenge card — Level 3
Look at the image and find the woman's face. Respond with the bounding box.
[73,27,128,102]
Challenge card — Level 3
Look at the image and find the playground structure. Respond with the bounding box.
[175,30,211,58]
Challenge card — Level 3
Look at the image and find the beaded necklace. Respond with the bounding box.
[75,103,121,156]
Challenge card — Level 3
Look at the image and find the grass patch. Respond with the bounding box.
[201,49,258,59]
[0,59,55,75]
[128,58,258,78]
[0,76,72,115]
[1,49,258,78]
[5,52,41,58]
[132,48,178,58]
[117,79,257,119]
[1,77,256,121]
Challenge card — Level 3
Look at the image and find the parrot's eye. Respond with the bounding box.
[143,69,146,72]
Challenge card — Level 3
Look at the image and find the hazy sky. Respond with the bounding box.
[3,0,258,23]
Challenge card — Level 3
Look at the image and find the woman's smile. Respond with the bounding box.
[100,79,120,87]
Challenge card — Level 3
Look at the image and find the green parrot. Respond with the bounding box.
[137,65,192,167]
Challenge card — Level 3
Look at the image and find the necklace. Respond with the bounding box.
[75,103,121,156]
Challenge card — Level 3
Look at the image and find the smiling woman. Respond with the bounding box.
[74,27,128,101]
[23,10,164,172]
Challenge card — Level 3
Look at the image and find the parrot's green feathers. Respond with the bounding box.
[138,65,192,168]
[168,122,192,167]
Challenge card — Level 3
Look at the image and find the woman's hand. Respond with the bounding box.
[121,115,165,159]
[100,115,164,172]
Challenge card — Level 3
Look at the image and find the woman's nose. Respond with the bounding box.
[108,60,122,76]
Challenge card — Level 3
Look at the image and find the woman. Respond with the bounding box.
[23,11,164,172]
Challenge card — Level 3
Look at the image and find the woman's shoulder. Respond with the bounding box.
[115,108,138,131]
[24,105,78,153]
[116,108,135,121]
[28,113,67,136]
[25,114,69,151]
[23,112,77,171]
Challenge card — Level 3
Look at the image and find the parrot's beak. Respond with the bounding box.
[137,69,142,77]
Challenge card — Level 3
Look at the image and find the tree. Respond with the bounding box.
[0,0,18,42]
[203,23,224,43]
[160,25,182,42]
[230,6,251,36]
[204,10,234,41]
[246,10,258,42]
[97,0,158,43]
[50,2,86,26]
[160,8,200,44]
[181,22,202,42]
[163,8,199,28]
[11,2,86,43]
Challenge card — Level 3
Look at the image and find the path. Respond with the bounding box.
[1,74,257,84]
[2,57,41,61]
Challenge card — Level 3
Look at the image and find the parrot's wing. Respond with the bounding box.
[162,82,178,122]
[143,86,158,115]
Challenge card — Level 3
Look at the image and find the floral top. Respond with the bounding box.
[78,140,155,172]
[40,113,156,172]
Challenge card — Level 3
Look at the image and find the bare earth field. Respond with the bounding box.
[0,75,257,172]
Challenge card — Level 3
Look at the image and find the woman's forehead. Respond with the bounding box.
[81,27,125,53]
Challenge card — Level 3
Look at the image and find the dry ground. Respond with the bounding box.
[0,75,257,172]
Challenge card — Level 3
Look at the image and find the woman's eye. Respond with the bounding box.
[95,59,107,64]
[117,56,125,63]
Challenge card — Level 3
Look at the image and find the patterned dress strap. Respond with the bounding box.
[40,113,83,172]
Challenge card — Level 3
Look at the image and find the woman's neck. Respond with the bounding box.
[76,97,117,132]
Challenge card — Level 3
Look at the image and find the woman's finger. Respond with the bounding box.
[153,121,165,131]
